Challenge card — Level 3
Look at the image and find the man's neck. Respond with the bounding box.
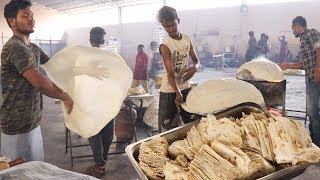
[13,32,30,45]
[169,32,182,40]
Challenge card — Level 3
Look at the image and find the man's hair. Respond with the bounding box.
[138,44,144,49]
[90,27,106,44]
[292,16,307,27]
[4,0,32,27]
[157,6,178,23]
[150,41,157,46]
[249,31,254,37]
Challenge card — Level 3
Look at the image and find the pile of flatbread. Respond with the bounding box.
[138,112,320,180]
[127,87,147,96]
[139,137,169,180]
[238,114,320,165]
[236,57,285,82]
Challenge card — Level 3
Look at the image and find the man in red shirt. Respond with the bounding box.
[132,44,149,93]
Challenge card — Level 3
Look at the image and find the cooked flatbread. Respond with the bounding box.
[189,144,237,180]
[139,137,169,179]
[168,140,188,159]
[163,161,188,180]
[197,115,242,147]
[181,79,265,114]
[211,140,250,178]
[243,150,275,180]
[175,155,190,168]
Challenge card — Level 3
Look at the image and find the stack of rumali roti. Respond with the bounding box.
[138,113,320,180]
[42,46,132,138]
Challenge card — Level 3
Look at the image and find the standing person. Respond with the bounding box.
[0,0,73,162]
[264,35,270,58]
[132,44,149,93]
[286,49,293,62]
[245,31,258,61]
[278,35,288,63]
[257,33,267,57]
[280,16,320,146]
[157,6,200,132]
[148,41,163,94]
[83,27,114,178]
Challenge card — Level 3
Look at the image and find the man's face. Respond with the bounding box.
[161,18,180,37]
[150,43,158,51]
[138,46,144,52]
[292,24,302,38]
[9,7,35,35]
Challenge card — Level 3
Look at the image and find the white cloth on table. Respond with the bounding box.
[0,161,98,180]
[1,126,44,162]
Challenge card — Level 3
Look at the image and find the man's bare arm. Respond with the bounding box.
[22,68,74,114]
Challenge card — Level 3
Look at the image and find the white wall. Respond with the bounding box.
[0,0,67,46]
[66,0,320,66]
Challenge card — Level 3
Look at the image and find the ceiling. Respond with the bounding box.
[32,0,161,14]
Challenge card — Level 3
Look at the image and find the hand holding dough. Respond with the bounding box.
[42,45,132,138]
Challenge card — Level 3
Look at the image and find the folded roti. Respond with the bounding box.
[197,115,242,147]
[42,45,132,138]
[210,140,250,178]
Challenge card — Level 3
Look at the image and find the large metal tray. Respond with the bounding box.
[125,102,266,180]
[125,102,311,180]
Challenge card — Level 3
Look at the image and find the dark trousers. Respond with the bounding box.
[158,88,198,132]
[88,119,114,166]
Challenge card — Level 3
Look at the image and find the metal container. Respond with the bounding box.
[241,80,286,116]
[125,102,266,180]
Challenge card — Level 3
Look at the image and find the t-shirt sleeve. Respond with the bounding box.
[39,47,50,64]
[307,29,320,50]
[9,45,36,74]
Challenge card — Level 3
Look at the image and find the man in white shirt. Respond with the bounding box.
[157,6,200,132]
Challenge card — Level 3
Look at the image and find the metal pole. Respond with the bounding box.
[50,36,52,57]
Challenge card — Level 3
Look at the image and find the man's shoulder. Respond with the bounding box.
[306,29,319,36]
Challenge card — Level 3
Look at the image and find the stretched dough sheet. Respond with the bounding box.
[41,46,132,138]
[182,79,265,114]
[237,58,285,82]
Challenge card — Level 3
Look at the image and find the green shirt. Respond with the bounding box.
[0,36,49,135]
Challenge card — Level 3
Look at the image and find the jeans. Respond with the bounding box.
[306,82,320,146]
[88,119,114,166]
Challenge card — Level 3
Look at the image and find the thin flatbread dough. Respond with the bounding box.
[42,45,132,138]
[237,57,284,82]
[181,79,265,114]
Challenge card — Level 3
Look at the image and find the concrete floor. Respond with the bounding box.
[6,68,308,179]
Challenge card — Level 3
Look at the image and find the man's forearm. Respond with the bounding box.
[37,79,69,101]
[288,62,303,69]
[167,73,180,94]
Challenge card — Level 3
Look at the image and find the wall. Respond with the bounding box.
[66,0,320,66]
[0,0,67,49]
